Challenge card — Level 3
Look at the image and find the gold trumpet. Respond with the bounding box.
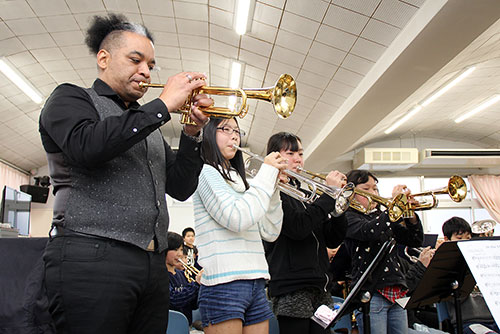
[350,189,408,223]
[235,145,355,216]
[139,73,296,125]
[178,258,201,283]
[403,175,467,218]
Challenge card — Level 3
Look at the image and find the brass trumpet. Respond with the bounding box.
[139,73,296,125]
[234,145,355,216]
[178,258,201,283]
[403,175,467,218]
[350,189,408,223]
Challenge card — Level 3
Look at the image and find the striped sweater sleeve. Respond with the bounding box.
[196,163,281,233]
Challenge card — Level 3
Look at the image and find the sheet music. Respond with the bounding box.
[458,240,500,327]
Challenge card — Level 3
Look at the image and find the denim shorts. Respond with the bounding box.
[198,279,274,327]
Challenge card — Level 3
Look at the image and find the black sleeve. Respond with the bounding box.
[164,133,203,201]
[39,83,171,168]
[391,215,424,247]
[280,193,338,240]
[323,213,348,249]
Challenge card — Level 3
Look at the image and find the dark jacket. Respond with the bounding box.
[264,182,347,297]
[344,209,424,292]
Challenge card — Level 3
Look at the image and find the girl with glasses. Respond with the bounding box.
[193,117,287,334]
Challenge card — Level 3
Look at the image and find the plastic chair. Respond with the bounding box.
[167,310,190,334]
[267,299,280,334]
[332,296,352,334]
[435,301,450,331]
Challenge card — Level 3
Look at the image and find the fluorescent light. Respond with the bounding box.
[228,61,243,111]
[421,66,475,107]
[0,57,43,104]
[384,66,476,134]
[234,0,254,35]
[455,94,500,123]
[384,105,422,134]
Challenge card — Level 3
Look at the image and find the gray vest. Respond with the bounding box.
[49,88,169,251]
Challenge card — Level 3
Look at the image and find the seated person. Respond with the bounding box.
[166,232,202,325]
[442,217,499,334]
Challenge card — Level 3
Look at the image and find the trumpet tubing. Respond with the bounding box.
[139,73,296,125]
[178,258,200,283]
[350,188,408,223]
[235,145,355,216]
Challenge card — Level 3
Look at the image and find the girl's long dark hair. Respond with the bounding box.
[201,118,249,190]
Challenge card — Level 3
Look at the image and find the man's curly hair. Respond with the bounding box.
[84,13,154,54]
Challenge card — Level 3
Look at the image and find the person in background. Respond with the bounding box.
[193,117,287,334]
[264,132,348,334]
[40,13,211,334]
[166,231,201,326]
[442,217,499,334]
[182,227,201,271]
[345,169,424,334]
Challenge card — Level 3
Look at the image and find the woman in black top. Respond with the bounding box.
[345,169,424,334]
[264,132,348,334]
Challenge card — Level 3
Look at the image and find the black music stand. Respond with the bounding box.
[397,240,476,334]
[312,239,397,333]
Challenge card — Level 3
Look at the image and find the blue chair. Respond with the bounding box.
[435,301,450,331]
[167,310,190,334]
[332,296,352,334]
[267,299,280,334]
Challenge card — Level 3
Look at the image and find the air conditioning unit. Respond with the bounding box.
[419,149,500,167]
[353,148,419,171]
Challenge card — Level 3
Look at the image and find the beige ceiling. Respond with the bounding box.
[1,0,500,177]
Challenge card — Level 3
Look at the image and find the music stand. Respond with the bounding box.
[397,240,476,334]
[312,239,397,333]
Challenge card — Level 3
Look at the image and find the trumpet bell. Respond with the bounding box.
[270,73,296,119]
[448,175,467,202]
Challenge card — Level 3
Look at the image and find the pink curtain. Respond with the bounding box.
[468,175,500,223]
[0,162,30,193]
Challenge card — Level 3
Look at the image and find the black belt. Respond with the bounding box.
[49,226,158,252]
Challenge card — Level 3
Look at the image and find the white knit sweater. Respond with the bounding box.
[193,163,283,286]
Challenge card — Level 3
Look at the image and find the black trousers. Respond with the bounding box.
[43,235,169,334]
[277,316,330,334]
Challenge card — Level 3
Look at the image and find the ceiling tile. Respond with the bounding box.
[210,0,234,12]
[284,0,328,22]
[302,56,338,77]
[27,0,70,16]
[333,0,380,16]
[361,18,401,46]
[341,53,374,76]
[334,67,363,87]
[280,11,320,39]
[155,45,181,59]
[51,31,85,47]
[176,19,209,36]
[350,37,386,62]
[373,0,418,29]
[239,49,269,70]
[319,90,346,108]
[210,24,240,47]
[271,45,305,67]
[174,2,208,21]
[0,1,36,20]
[154,32,179,47]
[325,79,355,98]
[316,24,357,52]
[244,65,266,82]
[40,59,73,72]
[178,34,209,50]
[68,57,96,69]
[65,0,106,13]
[324,4,369,36]
[19,63,47,78]
[50,70,81,84]
[260,0,286,10]
[40,15,80,33]
[103,0,140,13]
[308,41,346,66]
[0,37,27,56]
[60,45,91,58]
[254,2,283,27]
[6,52,37,68]
[142,15,176,33]
[31,47,65,62]
[241,35,273,57]
[19,33,56,50]
[209,39,238,59]
[248,21,278,44]
[0,22,15,40]
[267,59,300,78]
[297,69,329,89]
[180,48,209,63]
[6,18,46,36]
[138,0,174,16]
[209,6,233,27]
[275,29,312,55]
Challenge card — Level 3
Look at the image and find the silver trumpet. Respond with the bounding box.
[233,145,355,216]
